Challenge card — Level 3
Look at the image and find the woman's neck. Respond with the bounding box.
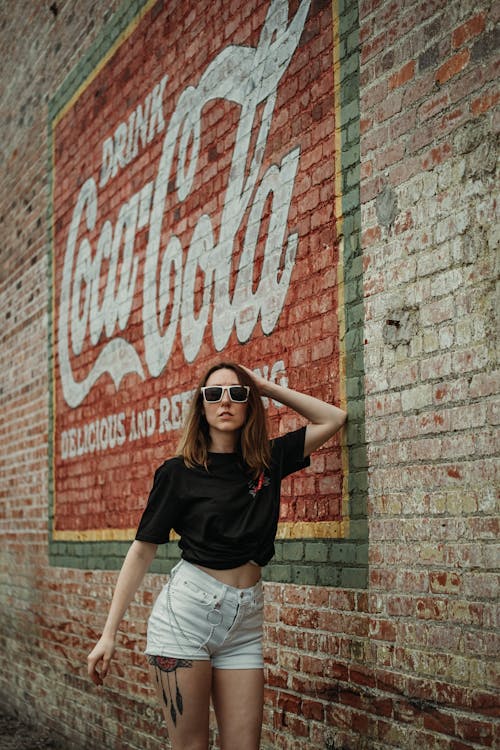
[208,432,239,453]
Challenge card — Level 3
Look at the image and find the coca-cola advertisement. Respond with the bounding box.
[49,0,347,548]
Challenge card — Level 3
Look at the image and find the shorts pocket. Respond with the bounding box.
[170,575,214,606]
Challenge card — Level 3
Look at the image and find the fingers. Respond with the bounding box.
[87,658,107,686]
[87,652,103,685]
[241,365,266,392]
[87,642,114,686]
[100,655,110,682]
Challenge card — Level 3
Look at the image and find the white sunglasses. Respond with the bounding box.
[201,385,250,403]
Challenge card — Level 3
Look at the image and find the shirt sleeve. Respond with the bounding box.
[135,462,178,544]
[271,426,311,479]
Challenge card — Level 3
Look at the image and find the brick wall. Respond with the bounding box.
[358,0,499,748]
[0,2,498,750]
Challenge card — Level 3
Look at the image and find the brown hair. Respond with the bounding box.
[177,361,270,478]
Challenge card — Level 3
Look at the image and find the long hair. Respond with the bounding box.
[177,362,270,478]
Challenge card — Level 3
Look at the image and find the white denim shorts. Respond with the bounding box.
[146,559,264,669]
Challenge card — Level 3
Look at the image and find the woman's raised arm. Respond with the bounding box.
[242,366,347,456]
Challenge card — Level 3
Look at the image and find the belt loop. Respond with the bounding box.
[218,584,228,607]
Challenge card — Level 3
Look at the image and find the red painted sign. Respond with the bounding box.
[50,0,346,541]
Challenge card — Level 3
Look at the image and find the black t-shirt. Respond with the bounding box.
[135,427,310,568]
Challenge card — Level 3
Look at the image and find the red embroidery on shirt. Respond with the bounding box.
[248,471,269,497]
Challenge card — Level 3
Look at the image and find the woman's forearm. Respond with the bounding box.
[262,379,346,426]
[101,540,158,638]
[88,540,158,685]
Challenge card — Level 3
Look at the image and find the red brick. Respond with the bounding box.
[389,60,416,90]
[267,668,289,689]
[350,666,376,689]
[424,708,457,736]
[429,572,461,594]
[280,714,310,737]
[372,696,394,718]
[452,13,486,48]
[449,65,485,105]
[456,716,494,745]
[325,661,350,682]
[436,49,470,85]
[369,618,398,642]
[277,692,302,715]
[360,115,373,134]
[329,590,357,611]
[300,655,324,676]
[471,691,500,717]
[339,687,365,711]
[301,698,324,722]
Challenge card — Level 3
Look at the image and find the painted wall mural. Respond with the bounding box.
[49,0,363,579]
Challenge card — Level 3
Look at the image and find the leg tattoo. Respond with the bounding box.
[147,655,193,726]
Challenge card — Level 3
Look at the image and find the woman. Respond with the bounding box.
[87,362,346,750]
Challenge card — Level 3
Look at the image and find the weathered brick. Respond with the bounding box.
[452,345,490,374]
[469,371,500,398]
[429,572,462,594]
[401,384,433,412]
[471,88,500,115]
[2,3,499,750]
[470,27,500,62]
[420,353,453,381]
[463,573,499,600]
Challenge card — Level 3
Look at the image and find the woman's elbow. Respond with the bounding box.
[130,539,158,562]
[331,405,348,431]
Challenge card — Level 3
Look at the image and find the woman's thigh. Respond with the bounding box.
[212,667,264,750]
[149,657,212,750]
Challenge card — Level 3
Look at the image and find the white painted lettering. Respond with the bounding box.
[99,75,168,188]
[149,75,168,141]
[59,1,310,406]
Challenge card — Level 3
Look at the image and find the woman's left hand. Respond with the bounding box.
[240,365,269,396]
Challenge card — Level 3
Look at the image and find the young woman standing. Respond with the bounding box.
[87,362,346,750]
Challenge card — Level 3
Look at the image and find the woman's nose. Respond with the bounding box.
[220,388,231,403]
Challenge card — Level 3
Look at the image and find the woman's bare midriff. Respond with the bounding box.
[194,561,262,588]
